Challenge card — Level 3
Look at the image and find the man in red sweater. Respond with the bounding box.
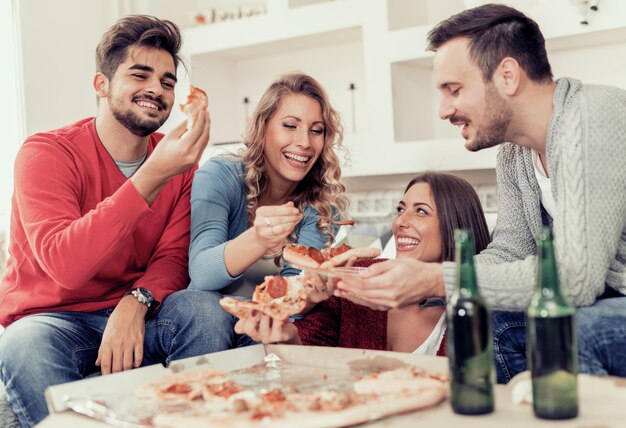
[0,15,233,427]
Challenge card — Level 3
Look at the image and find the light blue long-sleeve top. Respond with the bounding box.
[188,155,329,292]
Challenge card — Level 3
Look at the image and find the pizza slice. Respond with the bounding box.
[180,85,208,129]
[282,244,326,269]
[283,243,380,270]
[135,370,243,403]
[219,275,312,321]
[319,246,381,269]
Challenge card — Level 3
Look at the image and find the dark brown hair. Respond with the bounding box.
[404,172,490,262]
[96,15,183,80]
[427,3,552,83]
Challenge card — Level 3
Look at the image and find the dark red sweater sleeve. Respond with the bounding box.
[294,296,342,347]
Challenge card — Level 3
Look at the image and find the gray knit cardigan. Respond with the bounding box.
[442,77,626,310]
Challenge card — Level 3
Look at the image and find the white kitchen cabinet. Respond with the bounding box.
[168,0,626,185]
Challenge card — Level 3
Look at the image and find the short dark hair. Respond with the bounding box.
[404,172,491,262]
[96,15,183,80]
[427,3,552,83]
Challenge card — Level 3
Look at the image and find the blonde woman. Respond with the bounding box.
[188,72,348,348]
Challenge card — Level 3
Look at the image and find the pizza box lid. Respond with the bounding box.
[41,345,626,428]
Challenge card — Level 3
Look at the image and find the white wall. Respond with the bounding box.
[0,0,24,270]
[18,0,115,136]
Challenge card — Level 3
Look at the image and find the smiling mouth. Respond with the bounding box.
[135,100,161,111]
[283,152,311,166]
[396,236,420,250]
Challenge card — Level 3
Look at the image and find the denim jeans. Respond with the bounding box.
[492,310,527,384]
[492,296,626,384]
[0,289,238,428]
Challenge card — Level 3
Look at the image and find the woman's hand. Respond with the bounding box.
[253,202,303,251]
[334,258,445,310]
[234,312,301,345]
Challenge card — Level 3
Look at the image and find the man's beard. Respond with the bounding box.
[468,84,513,152]
[109,94,169,137]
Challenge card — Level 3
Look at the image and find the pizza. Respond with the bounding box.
[283,243,381,270]
[180,85,208,129]
[219,275,312,321]
[135,370,243,402]
[139,366,448,428]
[318,216,356,226]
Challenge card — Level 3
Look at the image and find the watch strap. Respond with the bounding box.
[417,297,446,307]
[124,287,156,314]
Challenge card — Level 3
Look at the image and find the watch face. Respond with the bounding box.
[133,288,154,308]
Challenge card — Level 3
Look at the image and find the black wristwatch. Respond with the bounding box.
[418,297,446,307]
[125,287,156,313]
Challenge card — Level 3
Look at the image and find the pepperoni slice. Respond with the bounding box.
[266,276,288,298]
[291,244,309,256]
[329,243,352,258]
[308,247,325,264]
[163,383,193,394]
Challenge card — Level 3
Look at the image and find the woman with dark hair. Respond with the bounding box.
[188,72,349,348]
[235,172,490,355]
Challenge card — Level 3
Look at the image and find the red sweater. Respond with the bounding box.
[0,118,194,326]
[295,259,447,356]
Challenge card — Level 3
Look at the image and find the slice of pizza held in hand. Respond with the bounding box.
[219,276,312,322]
[282,243,381,270]
[179,85,208,129]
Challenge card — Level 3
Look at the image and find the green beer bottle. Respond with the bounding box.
[447,229,494,415]
[527,227,578,419]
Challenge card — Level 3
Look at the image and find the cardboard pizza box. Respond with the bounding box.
[40,345,626,428]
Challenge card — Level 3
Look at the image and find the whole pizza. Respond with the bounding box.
[135,365,448,427]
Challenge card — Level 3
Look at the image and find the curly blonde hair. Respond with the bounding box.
[241,72,349,247]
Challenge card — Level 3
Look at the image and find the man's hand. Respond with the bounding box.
[234,312,301,345]
[334,258,445,311]
[96,295,148,375]
[132,109,211,204]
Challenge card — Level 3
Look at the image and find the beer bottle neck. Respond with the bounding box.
[457,240,479,296]
[537,238,560,295]
[533,228,573,315]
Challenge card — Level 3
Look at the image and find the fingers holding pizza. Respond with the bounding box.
[220,276,310,322]
[222,275,309,345]
[139,85,210,186]
[234,312,301,345]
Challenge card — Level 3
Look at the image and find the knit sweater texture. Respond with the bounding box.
[442,77,626,310]
[0,118,194,326]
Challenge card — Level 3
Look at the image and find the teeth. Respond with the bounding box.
[137,101,158,110]
[397,237,420,246]
[284,152,310,163]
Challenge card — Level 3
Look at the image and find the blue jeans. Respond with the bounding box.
[492,296,626,384]
[0,289,237,428]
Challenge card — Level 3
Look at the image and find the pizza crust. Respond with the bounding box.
[283,244,380,270]
[319,247,381,269]
[282,245,321,269]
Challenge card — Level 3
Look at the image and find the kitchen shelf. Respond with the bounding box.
[161,0,626,189]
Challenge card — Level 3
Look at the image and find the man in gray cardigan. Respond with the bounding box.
[337,4,626,383]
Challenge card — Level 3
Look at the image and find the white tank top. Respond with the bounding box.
[412,312,447,355]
